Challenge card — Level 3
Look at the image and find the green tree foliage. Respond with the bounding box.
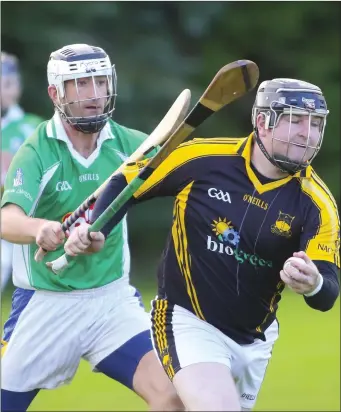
[2,2,339,204]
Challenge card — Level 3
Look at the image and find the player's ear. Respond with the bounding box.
[256,113,267,137]
[47,85,58,105]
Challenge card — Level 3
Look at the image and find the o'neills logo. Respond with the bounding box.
[243,194,268,210]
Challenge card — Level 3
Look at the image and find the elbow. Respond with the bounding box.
[317,303,335,312]
[321,294,339,312]
[307,301,335,312]
[304,288,340,312]
[0,211,11,241]
[310,293,339,312]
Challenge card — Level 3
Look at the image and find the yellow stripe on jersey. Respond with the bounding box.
[152,300,175,380]
[172,181,206,320]
[300,178,340,267]
[153,300,164,361]
[124,139,242,199]
[163,301,175,379]
[239,133,307,194]
[256,281,284,333]
[179,137,245,148]
[1,339,8,357]
[311,171,340,222]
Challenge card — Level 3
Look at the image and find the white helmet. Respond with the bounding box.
[47,44,116,133]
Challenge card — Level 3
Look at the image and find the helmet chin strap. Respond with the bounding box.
[58,104,108,134]
[71,115,108,134]
[253,129,299,176]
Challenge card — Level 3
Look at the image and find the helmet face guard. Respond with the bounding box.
[55,69,116,134]
[268,102,326,174]
[252,80,329,174]
[47,44,117,134]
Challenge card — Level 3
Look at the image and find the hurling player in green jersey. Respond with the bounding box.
[1,44,183,412]
[1,52,44,292]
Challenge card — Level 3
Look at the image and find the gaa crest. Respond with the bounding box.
[271,211,295,238]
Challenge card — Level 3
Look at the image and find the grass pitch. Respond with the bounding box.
[1,286,339,411]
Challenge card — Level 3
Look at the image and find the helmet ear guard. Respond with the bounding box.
[251,78,329,174]
[253,111,272,131]
[264,111,272,130]
[47,44,117,134]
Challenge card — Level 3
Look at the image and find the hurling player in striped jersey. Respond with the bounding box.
[65,78,340,411]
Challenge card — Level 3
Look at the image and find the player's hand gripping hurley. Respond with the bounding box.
[34,88,192,262]
[49,60,260,274]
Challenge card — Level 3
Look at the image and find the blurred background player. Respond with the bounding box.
[1,51,44,292]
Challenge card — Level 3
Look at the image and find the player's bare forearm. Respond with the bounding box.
[1,203,47,244]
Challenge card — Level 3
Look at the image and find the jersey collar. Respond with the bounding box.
[46,111,115,144]
[46,112,116,168]
[237,132,312,194]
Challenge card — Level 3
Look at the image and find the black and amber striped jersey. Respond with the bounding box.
[93,133,340,344]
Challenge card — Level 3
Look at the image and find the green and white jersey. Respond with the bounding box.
[1,105,44,186]
[1,112,156,292]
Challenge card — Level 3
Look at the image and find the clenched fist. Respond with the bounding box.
[64,223,105,256]
[280,251,322,295]
[36,221,65,251]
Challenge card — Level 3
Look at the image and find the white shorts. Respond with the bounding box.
[1,277,152,392]
[151,300,279,409]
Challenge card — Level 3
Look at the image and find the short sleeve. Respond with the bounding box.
[1,144,43,215]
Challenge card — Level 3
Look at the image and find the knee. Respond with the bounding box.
[133,363,184,410]
[147,383,184,411]
[133,350,185,411]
